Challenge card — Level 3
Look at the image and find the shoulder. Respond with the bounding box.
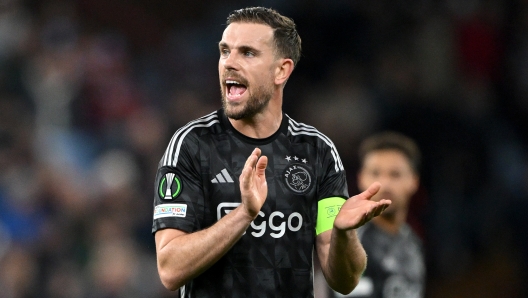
[175,110,222,138]
[160,110,222,167]
[168,110,225,145]
[285,114,336,148]
[285,114,344,171]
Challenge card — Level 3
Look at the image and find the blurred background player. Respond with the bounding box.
[332,131,425,298]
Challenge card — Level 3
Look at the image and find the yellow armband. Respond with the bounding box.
[316,197,346,235]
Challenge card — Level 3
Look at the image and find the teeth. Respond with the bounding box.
[226,80,240,85]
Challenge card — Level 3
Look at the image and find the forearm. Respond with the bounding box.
[156,206,253,290]
[319,228,367,294]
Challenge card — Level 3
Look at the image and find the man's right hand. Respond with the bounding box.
[239,148,268,219]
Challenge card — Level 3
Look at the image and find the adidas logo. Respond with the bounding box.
[211,169,234,183]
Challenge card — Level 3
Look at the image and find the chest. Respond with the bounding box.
[362,228,425,282]
[200,134,320,234]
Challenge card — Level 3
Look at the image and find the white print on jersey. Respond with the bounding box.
[211,168,234,183]
[217,203,303,238]
[154,204,188,219]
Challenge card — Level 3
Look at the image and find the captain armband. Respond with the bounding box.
[315,197,346,235]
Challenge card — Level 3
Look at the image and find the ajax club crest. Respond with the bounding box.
[283,163,313,194]
[158,173,182,200]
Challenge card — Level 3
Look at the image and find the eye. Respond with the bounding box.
[220,48,230,57]
[369,169,380,178]
[389,171,402,179]
[244,51,255,57]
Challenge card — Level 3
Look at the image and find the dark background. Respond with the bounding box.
[0,0,527,297]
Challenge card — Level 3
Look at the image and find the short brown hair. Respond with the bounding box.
[358,131,421,174]
[226,7,302,67]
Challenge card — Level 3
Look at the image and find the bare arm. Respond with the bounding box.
[155,148,268,290]
[316,182,390,294]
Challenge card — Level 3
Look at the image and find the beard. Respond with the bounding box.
[375,191,398,218]
[380,203,397,219]
[221,80,274,120]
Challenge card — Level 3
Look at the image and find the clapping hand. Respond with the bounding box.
[333,182,391,231]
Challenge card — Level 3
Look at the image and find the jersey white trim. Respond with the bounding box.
[180,285,185,298]
[286,116,344,172]
[162,112,219,167]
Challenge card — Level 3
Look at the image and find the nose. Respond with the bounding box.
[377,175,393,190]
[221,51,239,71]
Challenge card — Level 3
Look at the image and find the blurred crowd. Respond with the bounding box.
[0,0,527,297]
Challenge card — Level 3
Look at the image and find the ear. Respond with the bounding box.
[409,174,420,195]
[274,58,294,85]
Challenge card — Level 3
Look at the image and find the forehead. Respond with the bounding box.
[363,150,412,170]
[221,22,274,47]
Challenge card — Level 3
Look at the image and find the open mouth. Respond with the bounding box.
[226,80,247,99]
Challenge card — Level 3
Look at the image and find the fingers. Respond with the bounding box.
[354,182,381,201]
[361,199,391,220]
[239,148,268,219]
[372,199,391,216]
[366,182,381,197]
[354,200,391,228]
[366,203,382,219]
[244,148,261,169]
[241,148,266,187]
[241,148,258,187]
[256,155,268,176]
[246,148,267,174]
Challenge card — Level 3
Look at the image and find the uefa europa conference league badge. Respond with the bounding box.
[153,173,186,220]
[158,173,182,200]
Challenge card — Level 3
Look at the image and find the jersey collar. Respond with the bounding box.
[219,108,289,145]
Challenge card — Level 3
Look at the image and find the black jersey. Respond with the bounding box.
[152,109,348,298]
[333,222,425,298]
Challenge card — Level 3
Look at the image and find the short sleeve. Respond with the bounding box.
[152,135,204,234]
[314,142,349,235]
[316,141,349,201]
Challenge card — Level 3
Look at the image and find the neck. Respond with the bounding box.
[229,109,282,139]
[229,94,283,138]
